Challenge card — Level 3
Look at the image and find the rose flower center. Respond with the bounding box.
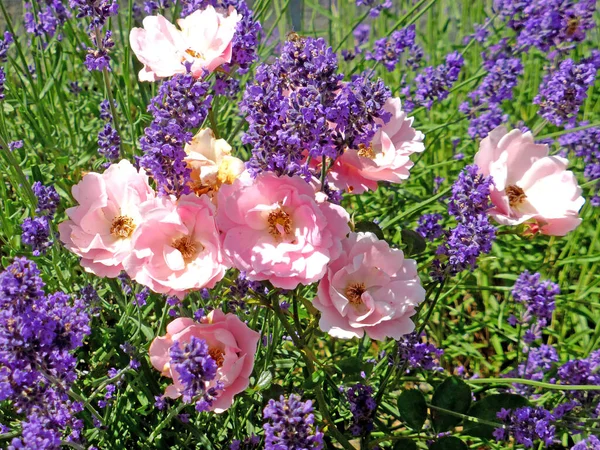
[357,143,375,159]
[268,208,292,238]
[506,185,527,207]
[110,215,135,239]
[208,347,225,368]
[345,282,367,305]
[172,236,199,263]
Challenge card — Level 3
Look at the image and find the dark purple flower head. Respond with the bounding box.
[69,0,118,28]
[32,182,60,218]
[356,0,392,17]
[557,350,600,405]
[396,332,443,372]
[345,383,376,436]
[24,1,71,39]
[366,25,420,72]
[85,30,114,72]
[97,122,120,161]
[534,56,599,127]
[572,435,600,450]
[169,336,219,406]
[230,435,260,450]
[494,406,555,448]
[417,213,444,241]
[143,0,174,14]
[263,394,324,450]
[140,72,212,196]
[494,0,596,53]
[404,51,464,111]
[21,216,52,256]
[0,32,13,63]
[511,271,558,331]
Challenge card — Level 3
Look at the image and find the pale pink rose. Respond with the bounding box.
[129,6,241,81]
[313,232,425,341]
[184,128,245,197]
[149,310,260,413]
[58,160,155,278]
[329,97,425,194]
[216,172,351,289]
[123,194,226,297]
[475,126,584,236]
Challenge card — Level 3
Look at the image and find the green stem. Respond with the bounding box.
[468,377,600,391]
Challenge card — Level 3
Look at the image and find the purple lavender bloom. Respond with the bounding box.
[0,32,13,63]
[8,140,23,151]
[572,436,600,450]
[32,182,60,217]
[169,336,219,407]
[21,216,52,255]
[396,332,444,372]
[135,287,150,307]
[494,0,596,53]
[85,30,114,72]
[403,51,464,111]
[366,25,420,72]
[230,435,260,450]
[263,394,324,450]
[557,350,600,405]
[511,271,559,334]
[463,22,490,44]
[0,67,6,101]
[509,344,558,395]
[559,123,600,206]
[494,406,556,448]
[0,258,90,448]
[356,0,392,17]
[534,56,599,127]
[417,213,444,241]
[97,122,120,161]
[140,72,212,196]
[431,165,495,281]
[69,0,118,28]
[345,383,376,436]
[144,0,174,14]
[24,1,71,39]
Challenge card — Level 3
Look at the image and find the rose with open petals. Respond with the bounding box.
[129,6,241,81]
[313,232,425,341]
[329,97,425,194]
[149,310,260,413]
[123,194,226,297]
[184,128,245,197]
[216,172,350,289]
[475,126,584,236]
[58,160,155,278]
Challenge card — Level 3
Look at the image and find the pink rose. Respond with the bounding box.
[149,310,260,413]
[329,97,425,194]
[123,194,226,297]
[216,172,350,289]
[58,160,155,278]
[475,126,584,236]
[129,6,241,81]
[313,232,425,341]
[184,128,245,197]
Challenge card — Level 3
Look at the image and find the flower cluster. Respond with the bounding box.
[494,406,556,448]
[557,350,600,406]
[345,383,377,436]
[0,258,90,449]
[356,0,392,18]
[572,436,600,450]
[366,25,421,72]
[24,1,71,39]
[432,164,495,281]
[402,51,464,111]
[139,73,212,196]
[396,331,444,372]
[494,0,597,53]
[21,181,60,256]
[70,0,118,28]
[97,99,120,161]
[0,32,12,101]
[509,271,559,342]
[263,394,324,450]
[534,55,600,127]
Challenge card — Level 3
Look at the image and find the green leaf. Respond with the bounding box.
[393,440,418,450]
[428,437,467,450]
[431,376,472,431]
[255,371,273,390]
[464,394,529,438]
[397,389,427,430]
[354,220,385,240]
[401,229,426,256]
